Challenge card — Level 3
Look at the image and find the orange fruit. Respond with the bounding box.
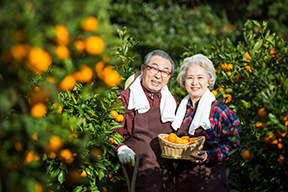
[103,70,121,87]
[258,108,266,119]
[244,65,252,73]
[54,25,69,45]
[168,133,178,143]
[32,132,38,141]
[227,71,232,76]
[276,129,287,138]
[35,182,43,192]
[244,52,251,60]
[49,152,57,159]
[10,44,31,61]
[223,94,232,104]
[189,138,197,143]
[59,75,76,91]
[60,149,74,164]
[218,87,224,93]
[102,187,107,192]
[115,114,124,122]
[52,103,63,113]
[73,65,93,83]
[181,136,190,140]
[163,137,168,141]
[29,89,48,106]
[14,142,23,151]
[25,151,35,164]
[80,170,87,177]
[31,103,47,118]
[227,63,233,70]
[48,136,63,152]
[74,40,85,53]
[278,155,285,165]
[91,147,102,160]
[108,138,114,144]
[264,133,278,145]
[85,36,104,55]
[181,139,189,144]
[242,150,252,160]
[95,61,106,78]
[211,90,217,98]
[220,63,228,70]
[269,48,277,56]
[81,16,99,32]
[176,138,183,144]
[110,110,118,119]
[26,47,52,72]
[55,45,70,59]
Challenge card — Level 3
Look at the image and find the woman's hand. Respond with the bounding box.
[190,150,207,164]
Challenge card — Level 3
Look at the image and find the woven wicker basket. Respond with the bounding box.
[158,133,205,160]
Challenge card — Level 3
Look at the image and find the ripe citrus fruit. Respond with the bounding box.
[110,110,118,118]
[74,40,85,53]
[91,147,102,161]
[26,47,52,72]
[49,152,57,159]
[244,65,252,73]
[59,75,76,91]
[189,138,197,143]
[60,149,74,163]
[95,61,105,78]
[10,44,31,61]
[269,48,277,56]
[73,65,93,83]
[31,103,47,118]
[103,70,121,87]
[52,103,63,113]
[81,16,99,32]
[258,108,266,119]
[223,94,232,104]
[244,52,251,60]
[211,90,217,98]
[220,63,228,70]
[54,25,69,45]
[48,136,63,152]
[80,170,87,177]
[168,133,178,143]
[242,150,252,160]
[85,36,104,55]
[55,45,70,59]
[227,63,233,70]
[115,114,124,122]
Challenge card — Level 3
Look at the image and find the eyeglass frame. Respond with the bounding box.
[146,65,171,77]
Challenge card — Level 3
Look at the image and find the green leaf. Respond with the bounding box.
[58,170,66,184]
[51,168,60,178]
[73,186,83,192]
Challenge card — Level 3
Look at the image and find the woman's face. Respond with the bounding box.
[185,65,209,104]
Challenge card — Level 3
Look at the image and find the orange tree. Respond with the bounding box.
[0,0,138,191]
[171,20,288,191]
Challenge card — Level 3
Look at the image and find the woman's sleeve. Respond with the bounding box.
[205,103,240,163]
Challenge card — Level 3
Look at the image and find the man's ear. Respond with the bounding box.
[140,64,145,75]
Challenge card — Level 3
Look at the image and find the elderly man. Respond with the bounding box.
[115,50,177,192]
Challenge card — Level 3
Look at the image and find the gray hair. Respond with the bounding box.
[143,50,175,76]
[177,54,216,90]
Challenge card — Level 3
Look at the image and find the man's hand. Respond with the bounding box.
[190,150,207,164]
[117,146,136,166]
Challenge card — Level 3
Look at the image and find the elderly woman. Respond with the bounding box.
[171,54,240,192]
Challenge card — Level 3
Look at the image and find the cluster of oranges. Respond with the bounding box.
[95,61,121,88]
[256,108,287,150]
[164,133,197,144]
[211,87,232,104]
[110,110,124,122]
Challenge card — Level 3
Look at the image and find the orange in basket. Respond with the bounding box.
[158,133,205,160]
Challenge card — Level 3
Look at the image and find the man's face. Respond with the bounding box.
[141,55,172,93]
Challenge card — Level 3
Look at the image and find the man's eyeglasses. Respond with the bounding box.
[146,65,171,77]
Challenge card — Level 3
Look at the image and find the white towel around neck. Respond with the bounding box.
[171,89,215,135]
[127,75,176,123]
